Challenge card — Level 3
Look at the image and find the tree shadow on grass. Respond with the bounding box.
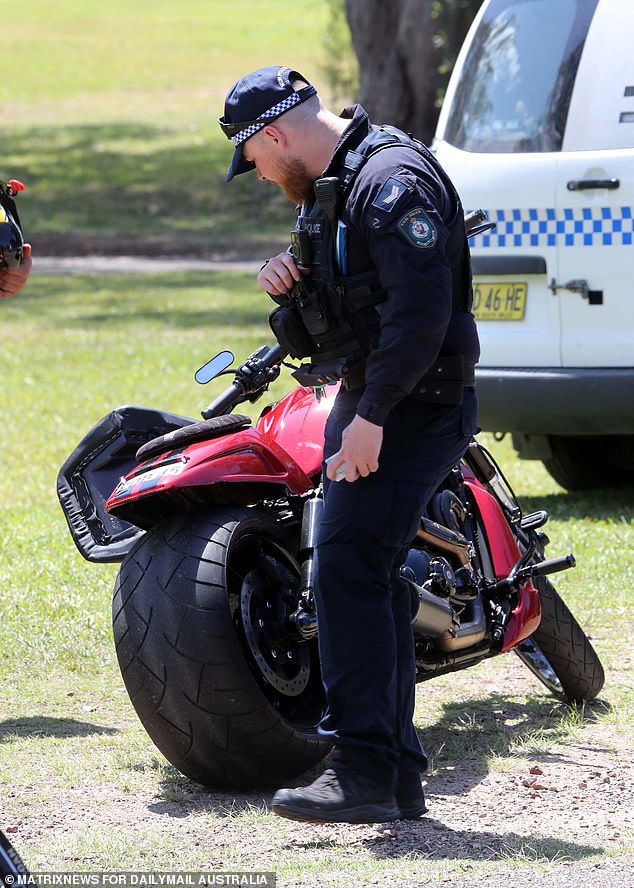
[9,270,270,330]
[4,122,291,256]
[415,691,610,797]
[0,716,118,741]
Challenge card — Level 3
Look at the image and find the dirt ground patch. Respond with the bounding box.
[4,684,632,888]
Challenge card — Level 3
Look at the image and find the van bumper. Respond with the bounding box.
[475,367,634,435]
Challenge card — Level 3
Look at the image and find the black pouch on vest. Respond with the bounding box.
[295,280,334,337]
[269,303,315,360]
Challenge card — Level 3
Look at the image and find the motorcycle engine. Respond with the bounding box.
[403,548,455,598]
[402,542,480,640]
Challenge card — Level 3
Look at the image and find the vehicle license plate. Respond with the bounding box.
[472,281,527,321]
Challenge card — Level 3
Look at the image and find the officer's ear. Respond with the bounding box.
[261,124,287,150]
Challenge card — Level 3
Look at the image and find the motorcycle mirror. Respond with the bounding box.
[194,350,234,385]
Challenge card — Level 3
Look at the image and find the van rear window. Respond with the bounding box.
[444,0,598,153]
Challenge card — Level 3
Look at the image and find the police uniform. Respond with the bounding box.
[220,67,479,818]
[295,105,480,791]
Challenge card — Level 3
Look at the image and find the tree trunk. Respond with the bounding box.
[343,0,480,144]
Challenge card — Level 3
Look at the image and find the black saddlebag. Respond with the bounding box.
[57,405,194,563]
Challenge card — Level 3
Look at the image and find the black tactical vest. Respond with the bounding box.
[268,126,474,393]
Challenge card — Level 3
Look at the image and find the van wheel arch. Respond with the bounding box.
[542,435,634,491]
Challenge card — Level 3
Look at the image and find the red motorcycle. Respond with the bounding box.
[58,341,604,790]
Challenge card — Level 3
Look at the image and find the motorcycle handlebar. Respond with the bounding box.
[201,343,287,419]
[202,381,244,418]
[261,343,287,365]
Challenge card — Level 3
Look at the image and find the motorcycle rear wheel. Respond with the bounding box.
[112,505,329,789]
[515,576,604,703]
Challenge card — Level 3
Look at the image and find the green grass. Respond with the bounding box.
[1,0,333,254]
[4,1,329,110]
[1,271,633,882]
[4,3,632,880]
[1,270,273,671]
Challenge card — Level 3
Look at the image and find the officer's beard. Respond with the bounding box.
[277,155,314,205]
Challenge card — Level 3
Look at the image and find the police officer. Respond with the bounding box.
[0,179,31,299]
[220,66,479,824]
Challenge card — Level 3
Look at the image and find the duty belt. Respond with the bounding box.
[342,355,475,405]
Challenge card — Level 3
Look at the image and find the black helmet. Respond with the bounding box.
[0,179,24,268]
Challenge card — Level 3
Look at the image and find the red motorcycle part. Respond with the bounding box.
[256,382,337,475]
[106,384,337,522]
[466,479,541,651]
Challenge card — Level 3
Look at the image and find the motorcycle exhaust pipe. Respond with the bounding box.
[416,517,472,568]
[403,567,488,651]
[402,569,455,638]
[435,595,487,652]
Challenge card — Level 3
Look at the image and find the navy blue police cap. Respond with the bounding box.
[219,66,316,182]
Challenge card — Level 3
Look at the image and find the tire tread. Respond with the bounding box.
[112,507,327,788]
[527,577,605,702]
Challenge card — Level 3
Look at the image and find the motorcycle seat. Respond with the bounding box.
[135,413,252,462]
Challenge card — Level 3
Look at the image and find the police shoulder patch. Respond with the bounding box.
[397,207,437,248]
[372,176,409,213]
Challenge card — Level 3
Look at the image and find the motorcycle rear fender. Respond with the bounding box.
[106,382,334,531]
[466,479,542,651]
[105,426,315,529]
[57,405,195,563]
[58,383,332,564]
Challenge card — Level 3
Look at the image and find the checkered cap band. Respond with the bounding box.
[231,92,302,146]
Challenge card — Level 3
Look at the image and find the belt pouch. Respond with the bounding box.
[298,281,334,337]
[268,304,315,360]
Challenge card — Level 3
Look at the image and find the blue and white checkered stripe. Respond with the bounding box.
[471,207,634,247]
[232,93,303,146]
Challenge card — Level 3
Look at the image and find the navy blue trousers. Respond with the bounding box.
[314,387,478,789]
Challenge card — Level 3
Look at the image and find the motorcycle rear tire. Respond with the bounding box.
[515,576,604,703]
[112,505,329,789]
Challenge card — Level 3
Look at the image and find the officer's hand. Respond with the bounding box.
[326,414,383,483]
[258,251,302,297]
[0,243,32,298]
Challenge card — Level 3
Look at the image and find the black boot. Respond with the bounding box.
[395,771,428,819]
[271,749,399,824]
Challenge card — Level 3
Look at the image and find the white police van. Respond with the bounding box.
[433,0,634,489]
